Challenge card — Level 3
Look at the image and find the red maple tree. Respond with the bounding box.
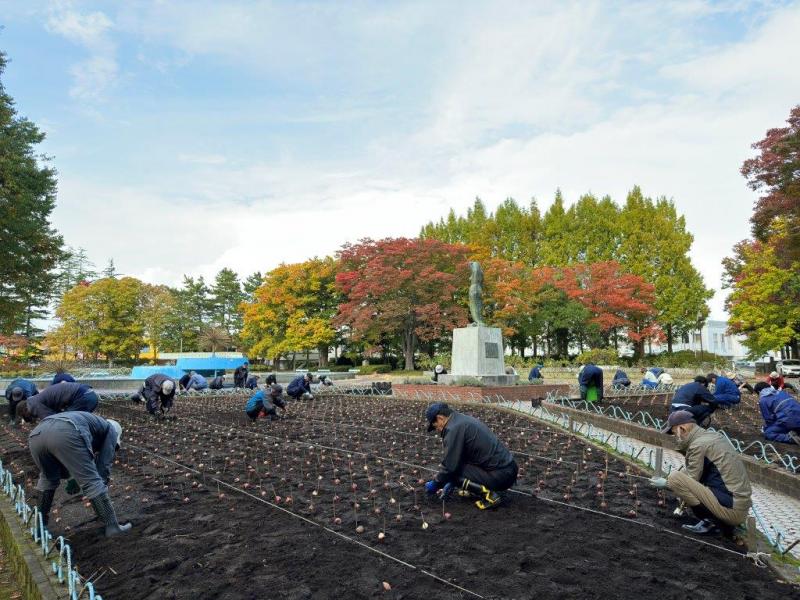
[335,238,471,370]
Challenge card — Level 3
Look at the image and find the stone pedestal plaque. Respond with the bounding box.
[440,325,518,386]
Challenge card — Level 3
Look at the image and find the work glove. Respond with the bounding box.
[65,478,80,495]
[649,477,668,489]
[424,480,441,495]
[437,483,454,500]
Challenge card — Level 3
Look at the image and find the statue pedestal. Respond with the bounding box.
[440,326,518,385]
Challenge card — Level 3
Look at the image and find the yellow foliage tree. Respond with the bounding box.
[241,257,339,366]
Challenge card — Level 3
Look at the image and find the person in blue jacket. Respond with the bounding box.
[578,363,603,402]
[527,364,544,383]
[245,384,286,422]
[758,387,800,445]
[706,372,741,407]
[184,371,208,391]
[287,372,314,400]
[5,378,38,423]
[52,372,76,384]
[16,382,99,423]
[641,367,663,389]
[612,369,631,388]
[669,376,719,425]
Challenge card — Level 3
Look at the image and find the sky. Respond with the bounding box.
[1,0,799,320]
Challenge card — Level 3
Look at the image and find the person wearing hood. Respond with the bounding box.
[650,410,752,536]
[4,378,38,424]
[16,382,100,423]
[131,373,177,418]
[758,387,800,445]
[29,412,131,536]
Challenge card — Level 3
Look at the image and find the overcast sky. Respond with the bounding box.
[2,1,799,319]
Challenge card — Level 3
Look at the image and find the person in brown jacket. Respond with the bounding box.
[650,410,752,535]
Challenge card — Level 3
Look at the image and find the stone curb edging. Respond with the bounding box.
[0,500,65,600]
[545,402,800,499]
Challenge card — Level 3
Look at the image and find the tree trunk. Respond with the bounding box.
[666,324,673,353]
[403,323,416,371]
[318,344,329,368]
[532,336,538,358]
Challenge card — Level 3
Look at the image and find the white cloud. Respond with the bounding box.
[35,0,800,325]
[45,1,118,101]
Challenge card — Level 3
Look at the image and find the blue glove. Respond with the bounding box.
[424,480,441,495]
[438,483,454,499]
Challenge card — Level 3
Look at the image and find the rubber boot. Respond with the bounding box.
[38,489,55,527]
[460,479,501,510]
[90,493,132,537]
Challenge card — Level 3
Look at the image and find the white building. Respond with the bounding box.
[662,319,749,360]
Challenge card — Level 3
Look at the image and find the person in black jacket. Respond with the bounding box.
[423,403,517,509]
[670,376,719,426]
[131,374,176,418]
[5,378,38,424]
[209,375,226,390]
[17,383,99,423]
[233,362,249,388]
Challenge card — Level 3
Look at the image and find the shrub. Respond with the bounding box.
[576,348,620,366]
[449,376,485,387]
[417,353,451,372]
[357,364,392,375]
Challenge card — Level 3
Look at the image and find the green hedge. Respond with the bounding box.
[357,364,392,375]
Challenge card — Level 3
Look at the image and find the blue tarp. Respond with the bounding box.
[130,366,186,380]
[176,357,248,376]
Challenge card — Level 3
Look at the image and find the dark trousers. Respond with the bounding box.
[671,404,715,425]
[461,461,518,491]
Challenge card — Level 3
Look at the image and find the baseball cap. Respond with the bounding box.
[425,402,448,432]
[661,410,695,434]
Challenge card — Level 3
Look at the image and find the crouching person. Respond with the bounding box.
[759,387,800,445]
[651,410,751,536]
[29,412,131,537]
[424,402,518,510]
[287,372,314,400]
[131,374,176,419]
[17,382,100,424]
[245,384,286,422]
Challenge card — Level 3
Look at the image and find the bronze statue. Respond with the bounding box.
[469,261,485,326]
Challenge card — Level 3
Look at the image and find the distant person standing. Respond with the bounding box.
[234,362,249,388]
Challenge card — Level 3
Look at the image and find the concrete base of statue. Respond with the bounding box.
[439,325,518,385]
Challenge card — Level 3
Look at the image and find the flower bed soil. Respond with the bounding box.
[0,395,792,600]
[601,392,799,459]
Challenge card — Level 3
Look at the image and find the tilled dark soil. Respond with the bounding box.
[0,395,792,600]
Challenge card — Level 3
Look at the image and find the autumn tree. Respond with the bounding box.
[336,238,470,370]
[741,105,800,265]
[54,277,144,364]
[139,284,177,361]
[241,257,339,366]
[0,51,66,335]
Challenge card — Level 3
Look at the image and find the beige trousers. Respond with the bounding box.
[667,471,749,526]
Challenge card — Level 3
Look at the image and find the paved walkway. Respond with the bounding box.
[500,400,800,559]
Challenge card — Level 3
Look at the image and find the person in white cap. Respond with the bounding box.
[28,412,131,536]
[766,371,796,393]
[131,373,177,419]
[650,410,751,536]
[432,364,448,382]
